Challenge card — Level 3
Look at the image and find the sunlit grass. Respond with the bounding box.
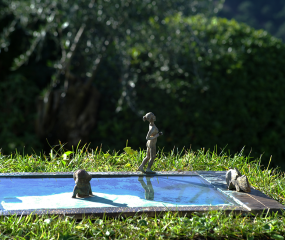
[0,144,285,239]
[0,210,285,239]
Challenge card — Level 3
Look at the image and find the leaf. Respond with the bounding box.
[95,219,103,225]
[138,219,147,226]
[62,151,73,160]
[104,153,110,158]
[272,235,284,240]
[124,147,132,154]
[63,151,73,156]
[263,224,270,230]
[61,160,66,166]
[109,230,115,236]
[124,147,138,155]
[125,163,131,167]
[75,226,84,230]
[44,219,52,224]
[106,230,115,236]
[49,150,54,159]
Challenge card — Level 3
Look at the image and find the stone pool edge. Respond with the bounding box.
[196,171,285,214]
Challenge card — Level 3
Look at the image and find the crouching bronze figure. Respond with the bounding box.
[72,169,93,198]
[226,168,251,193]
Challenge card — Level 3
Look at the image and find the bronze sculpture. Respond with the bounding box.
[138,112,163,173]
[226,168,251,193]
[72,169,93,198]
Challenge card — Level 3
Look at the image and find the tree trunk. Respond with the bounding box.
[36,75,100,151]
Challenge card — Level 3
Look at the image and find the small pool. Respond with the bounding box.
[0,175,237,211]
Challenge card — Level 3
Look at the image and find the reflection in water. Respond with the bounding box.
[138,176,154,200]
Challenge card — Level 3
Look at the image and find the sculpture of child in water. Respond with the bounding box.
[138,112,163,173]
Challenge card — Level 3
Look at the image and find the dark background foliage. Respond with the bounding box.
[1,0,285,171]
[219,0,285,41]
[92,16,285,171]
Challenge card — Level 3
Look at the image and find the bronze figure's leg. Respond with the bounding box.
[138,147,150,172]
[146,146,156,173]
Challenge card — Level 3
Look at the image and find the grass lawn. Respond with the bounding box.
[0,144,284,239]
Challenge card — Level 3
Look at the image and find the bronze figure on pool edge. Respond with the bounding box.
[138,112,163,174]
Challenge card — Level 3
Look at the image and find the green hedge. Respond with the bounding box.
[91,16,285,170]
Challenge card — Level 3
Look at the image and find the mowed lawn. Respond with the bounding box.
[0,145,284,239]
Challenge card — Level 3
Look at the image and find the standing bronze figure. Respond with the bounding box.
[138,112,163,173]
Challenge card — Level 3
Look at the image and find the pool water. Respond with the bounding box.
[0,176,237,211]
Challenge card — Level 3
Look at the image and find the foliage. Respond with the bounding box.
[0,74,43,152]
[219,0,285,42]
[1,1,285,171]
[91,15,285,170]
[0,0,57,152]
[0,147,285,239]
[0,0,222,152]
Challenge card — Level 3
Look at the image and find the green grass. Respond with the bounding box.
[0,144,285,239]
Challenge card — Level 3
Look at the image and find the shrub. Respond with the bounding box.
[91,16,285,170]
